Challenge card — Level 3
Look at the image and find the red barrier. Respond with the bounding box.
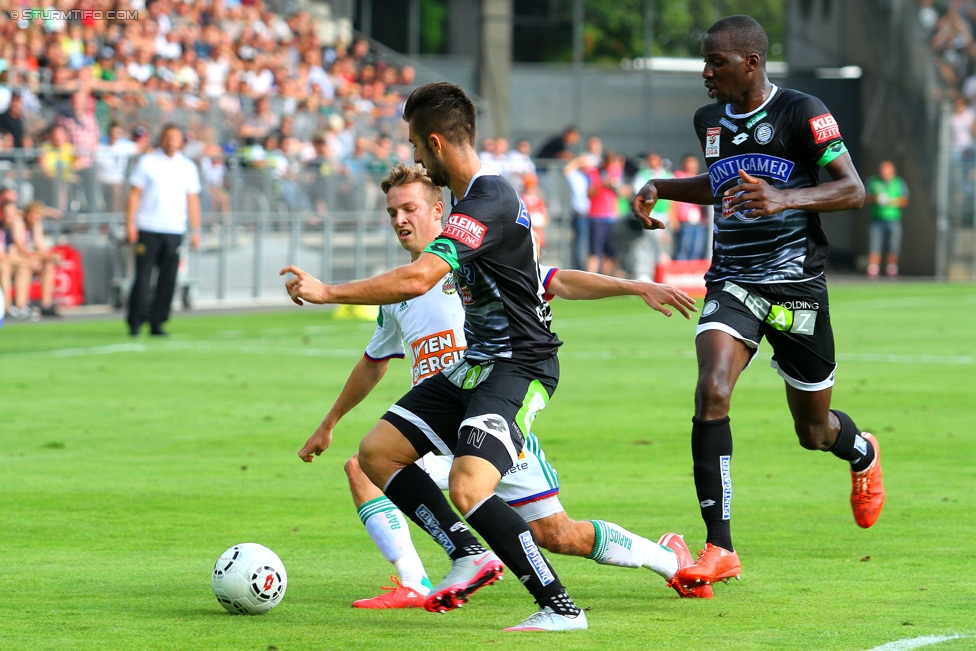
[27,244,86,307]
[655,259,710,298]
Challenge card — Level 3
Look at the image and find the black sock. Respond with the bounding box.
[383,464,484,560]
[465,495,580,616]
[692,416,734,552]
[828,409,875,472]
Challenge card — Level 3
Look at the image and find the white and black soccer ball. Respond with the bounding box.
[211,543,287,615]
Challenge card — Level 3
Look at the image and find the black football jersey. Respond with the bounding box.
[694,85,850,284]
[423,167,562,362]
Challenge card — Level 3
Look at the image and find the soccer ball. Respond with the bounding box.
[211,543,287,615]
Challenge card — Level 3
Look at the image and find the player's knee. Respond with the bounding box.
[447,481,486,515]
[695,375,732,414]
[343,453,362,480]
[357,438,383,480]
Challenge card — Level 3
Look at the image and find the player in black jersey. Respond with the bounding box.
[283,83,588,631]
[632,15,886,592]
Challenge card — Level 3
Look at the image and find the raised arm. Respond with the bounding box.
[281,252,451,306]
[632,173,714,230]
[298,356,390,462]
[547,268,697,318]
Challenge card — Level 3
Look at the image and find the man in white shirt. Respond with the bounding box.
[96,123,138,212]
[125,124,201,337]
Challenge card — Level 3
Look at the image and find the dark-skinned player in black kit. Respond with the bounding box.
[631,15,885,594]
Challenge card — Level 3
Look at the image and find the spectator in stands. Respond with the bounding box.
[0,92,29,149]
[305,133,338,214]
[537,125,581,160]
[587,147,623,276]
[933,1,973,89]
[520,172,550,251]
[96,122,139,212]
[38,125,77,213]
[199,142,229,214]
[3,200,61,319]
[125,124,201,337]
[865,160,909,278]
[58,90,101,212]
[630,151,673,282]
[132,125,153,155]
[240,96,279,140]
[563,153,593,270]
[950,96,976,213]
[671,154,709,261]
[511,139,537,177]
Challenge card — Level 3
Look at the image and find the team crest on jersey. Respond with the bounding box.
[705,127,721,158]
[442,275,457,295]
[444,213,487,249]
[719,118,738,132]
[754,123,774,145]
[809,113,840,144]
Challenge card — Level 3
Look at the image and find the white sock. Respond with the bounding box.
[358,497,432,594]
[588,520,679,579]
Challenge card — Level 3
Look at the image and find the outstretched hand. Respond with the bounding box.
[299,423,334,462]
[634,281,698,319]
[724,169,789,218]
[631,182,667,230]
[281,265,329,305]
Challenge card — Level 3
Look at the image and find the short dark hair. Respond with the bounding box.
[402,82,477,148]
[707,15,768,63]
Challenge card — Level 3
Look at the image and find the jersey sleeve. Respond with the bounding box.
[795,94,849,168]
[540,265,558,301]
[185,159,202,195]
[128,156,149,189]
[364,305,405,362]
[423,206,503,270]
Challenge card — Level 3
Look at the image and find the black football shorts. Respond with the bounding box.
[382,356,559,475]
[696,276,837,391]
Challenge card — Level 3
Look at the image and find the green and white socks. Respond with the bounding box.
[357,496,433,594]
[588,520,680,579]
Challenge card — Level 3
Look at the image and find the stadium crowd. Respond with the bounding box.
[0,0,711,321]
[0,0,420,215]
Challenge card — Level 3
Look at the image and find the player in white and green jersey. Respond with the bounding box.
[296,163,708,610]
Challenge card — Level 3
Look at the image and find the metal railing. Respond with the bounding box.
[35,159,581,309]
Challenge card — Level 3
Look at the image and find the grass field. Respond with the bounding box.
[2,281,975,651]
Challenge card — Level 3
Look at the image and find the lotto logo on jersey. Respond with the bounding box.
[809,113,841,144]
[444,213,487,249]
[705,127,721,158]
[411,329,465,384]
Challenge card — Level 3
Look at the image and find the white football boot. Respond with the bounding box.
[504,606,588,631]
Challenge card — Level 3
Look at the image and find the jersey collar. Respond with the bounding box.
[452,163,500,206]
[725,84,779,120]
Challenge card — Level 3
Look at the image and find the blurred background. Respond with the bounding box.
[0,0,971,314]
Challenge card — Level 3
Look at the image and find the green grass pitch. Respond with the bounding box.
[2,281,974,650]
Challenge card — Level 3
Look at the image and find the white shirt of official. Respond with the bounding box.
[129,150,202,234]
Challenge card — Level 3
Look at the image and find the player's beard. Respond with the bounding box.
[425,156,450,188]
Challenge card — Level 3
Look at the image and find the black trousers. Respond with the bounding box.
[127,230,182,333]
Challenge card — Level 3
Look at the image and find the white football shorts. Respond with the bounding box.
[415,431,563,522]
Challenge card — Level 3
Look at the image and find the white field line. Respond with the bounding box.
[5,340,973,365]
[2,340,363,359]
[865,634,971,651]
